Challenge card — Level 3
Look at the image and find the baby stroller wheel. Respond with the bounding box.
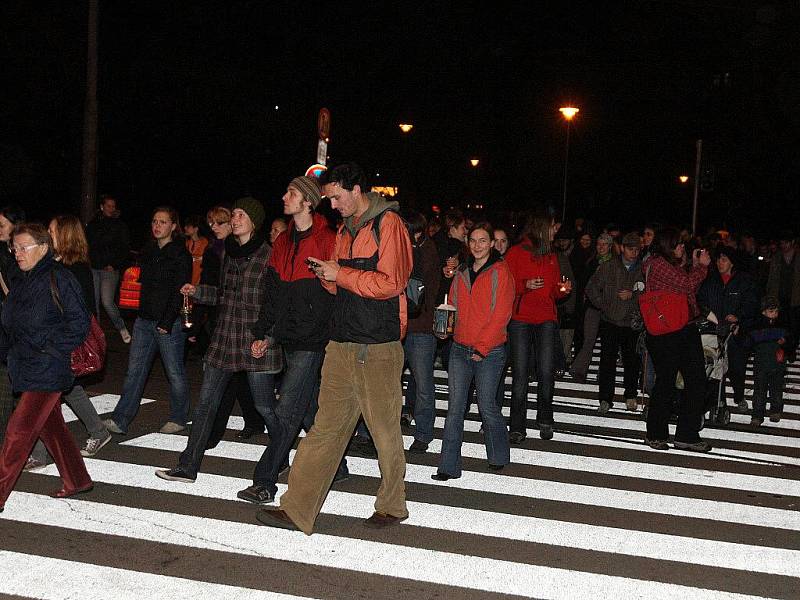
[715,406,731,425]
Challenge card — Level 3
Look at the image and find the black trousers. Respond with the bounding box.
[598,321,640,404]
[725,335,748,406]
[646,325,705,443]
[207,371,265,447]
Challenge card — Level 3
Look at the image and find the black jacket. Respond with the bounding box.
[0,254,90,392]
[697,269,760,330]
[65,261,96,316]
[138,239,192,330]
[86,214,131,270]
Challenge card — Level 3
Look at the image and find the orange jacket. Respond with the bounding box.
[323,197,413,339]
[449,253,514,357]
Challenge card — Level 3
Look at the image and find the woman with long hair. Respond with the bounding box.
[433,222,513,479]
[642,227,712,451]
[103,206,192,435]
[504,207,571,442]
[25,216,112,469]
[0,223,92,512]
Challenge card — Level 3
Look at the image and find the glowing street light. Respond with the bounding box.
[558,106,580,223]
[399,123,414,133]
[678,175,689,184]
[470,158,480,167]
[559,106,579,120]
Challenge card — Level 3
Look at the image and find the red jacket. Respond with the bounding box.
[449,253,514,357]
[505,241,568,324]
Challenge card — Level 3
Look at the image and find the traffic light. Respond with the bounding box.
[700,165,715,192]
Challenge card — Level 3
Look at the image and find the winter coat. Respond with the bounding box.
[505,240,568,324]
[252,213,336,352]
[449,249,514,357]
[86,214,131,271]
[0,254,89,392]
[585,256,643,328]
[696,270,759,330]
[194,232,282,373]
[434,232,468,305]
[138,239,192,331]
[65,261,96,317]
[766,252,800,307]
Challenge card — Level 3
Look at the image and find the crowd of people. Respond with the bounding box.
[0,162,791,533]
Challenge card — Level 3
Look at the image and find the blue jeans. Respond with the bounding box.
[252,350,346,493]
[111,317,189,432]
[404,332,438,444]
[179,363,278,478]
[437,342,509,477]
[92,268,126,331]
[509,319,557,433]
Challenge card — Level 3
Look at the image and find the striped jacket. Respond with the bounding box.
[193,233,282,373]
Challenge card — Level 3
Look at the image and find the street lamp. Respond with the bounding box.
[558,106,579,224]
[678,175,689,184]
[399,123,414,133]
[470,158,480,167]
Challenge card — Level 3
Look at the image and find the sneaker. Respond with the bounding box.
[400,413,414,429]
[736,398,749,413]
[237,485,274,504]
[407,439,429,454]
[348,436,377,458]
[598,400,612,415]
[673,440,713,453]
[159,422,186,434]
[539,424,553,440]
[509,431,526,444]
[750,417,764,427]
[155,468,196,483]
[102,418,124,434]
[625,397,638,412]
[333,470,350,484]
[120,328,131,344]
[24,457,48,471]
[768,412,781,423]
[80,433,112,457]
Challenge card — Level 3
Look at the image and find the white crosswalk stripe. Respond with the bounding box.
[1,348,798,599]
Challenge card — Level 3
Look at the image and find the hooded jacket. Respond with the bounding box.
[449,249,514,357]
[0,254,90,392]
[138,238,193,331]
[323,192,413,343]
[252,212,336,352]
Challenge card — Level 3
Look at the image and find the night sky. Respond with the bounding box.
[2,1,799,240]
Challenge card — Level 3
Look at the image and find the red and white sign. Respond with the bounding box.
[318,108,330,141]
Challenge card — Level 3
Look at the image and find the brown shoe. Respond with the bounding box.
[363,511,408,529]
[255,508,299,531]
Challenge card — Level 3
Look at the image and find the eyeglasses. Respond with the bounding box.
[9,243,42,255]
[208,220,230,227]
[151,219,173,226]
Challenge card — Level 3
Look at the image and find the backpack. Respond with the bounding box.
[371,210,426,319]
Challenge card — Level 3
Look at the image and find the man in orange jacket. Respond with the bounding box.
[255,163,413,535]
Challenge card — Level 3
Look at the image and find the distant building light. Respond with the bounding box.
[371,186,398,197]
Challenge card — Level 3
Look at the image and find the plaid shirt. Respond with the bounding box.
[643,256,707,319]
[194,240,282,373]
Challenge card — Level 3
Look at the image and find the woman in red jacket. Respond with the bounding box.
[642,228,712,452]
[504,210,572,442]
[432,223,514,480]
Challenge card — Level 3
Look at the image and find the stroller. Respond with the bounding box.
[697,313,735,427]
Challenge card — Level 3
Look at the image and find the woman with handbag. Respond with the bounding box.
[25,215,112,470]
[641,228,711,452]
[0,223,92,512]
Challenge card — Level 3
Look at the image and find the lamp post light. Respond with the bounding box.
[399,123,414,133]
[469,158,480,167]
[558,106,579,224]
[678,175,689,184]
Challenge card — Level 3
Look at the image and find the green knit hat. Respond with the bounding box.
[233,196,265,231]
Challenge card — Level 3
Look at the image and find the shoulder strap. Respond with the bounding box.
[0,270,8,297]
[50,270,64,315]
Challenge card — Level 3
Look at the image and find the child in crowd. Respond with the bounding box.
[747,296,788,426]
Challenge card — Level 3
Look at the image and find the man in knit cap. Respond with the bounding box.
[238,176,350,504]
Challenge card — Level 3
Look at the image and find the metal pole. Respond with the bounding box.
[561,121,570,225]
[80,0,99,224]
[691,139,702,235]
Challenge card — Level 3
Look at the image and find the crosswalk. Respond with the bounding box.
[0,350,798,599]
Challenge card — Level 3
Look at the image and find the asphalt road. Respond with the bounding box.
[0,323,798,599]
